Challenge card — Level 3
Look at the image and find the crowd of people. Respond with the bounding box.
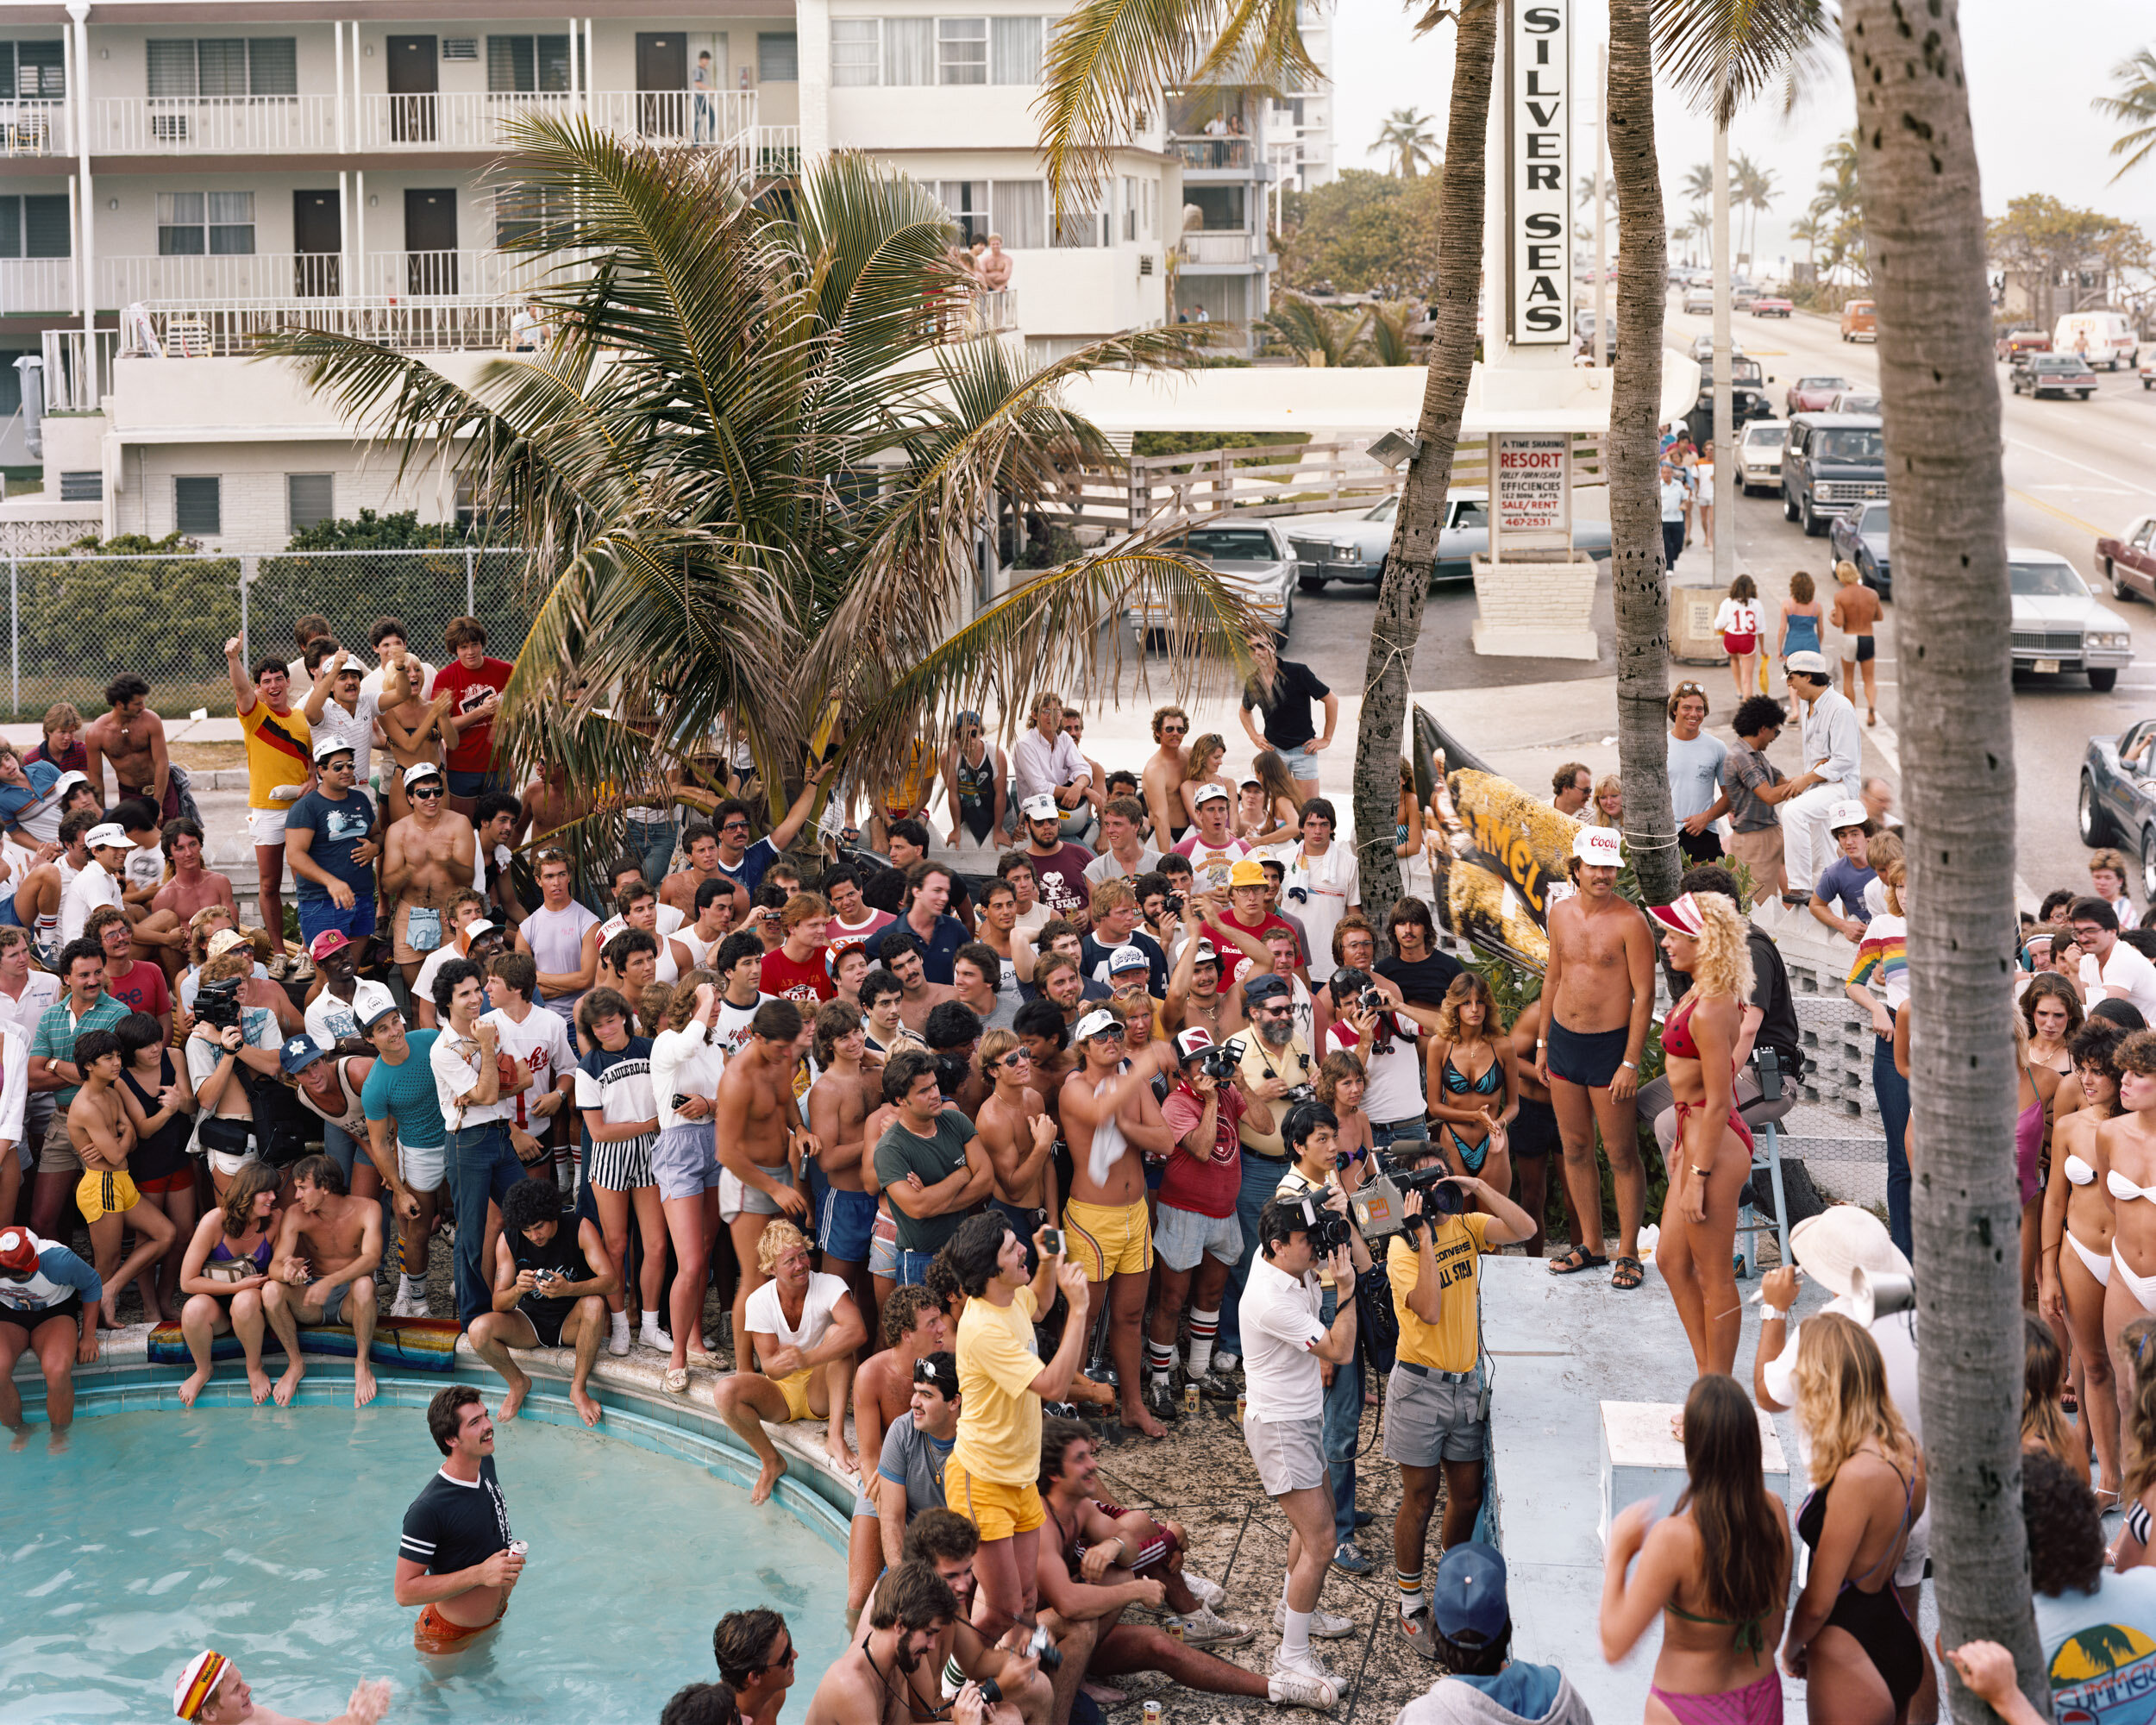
[0,605,2135,1725]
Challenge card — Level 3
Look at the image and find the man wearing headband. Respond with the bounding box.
[876,1349,962,1559]
[1538,826,1654,1290]
[171,1648,389,1723]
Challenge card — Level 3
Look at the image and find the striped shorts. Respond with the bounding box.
[586,1131,657,1193]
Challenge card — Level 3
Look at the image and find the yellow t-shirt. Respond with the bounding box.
[1387,1213,1492,1375]
[239,699,312,810]
[954,1284,1041,1485]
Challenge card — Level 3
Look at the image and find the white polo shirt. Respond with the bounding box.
[2084,939,2156,1024]
[429,1026,519,1130]
[1239,1251,1328,1423]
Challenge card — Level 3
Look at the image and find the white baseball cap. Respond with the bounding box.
[403,761,447,791]
[1784,649,1830,678]
[353,978,402,1029]
[312,734,357,763]
[1572,826,1624,867]
[1019,793,1059,822]
[1827,799,1869,831]
[1074,1007,1124,1042]
[1107,944,1151,975]
[85,822,128,850]
[1193,781,1230,806]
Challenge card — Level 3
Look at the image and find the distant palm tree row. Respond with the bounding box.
[1376,107,1441,179]
[1670,153,1776,271]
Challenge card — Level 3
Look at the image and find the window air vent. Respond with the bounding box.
[442,38,479,60]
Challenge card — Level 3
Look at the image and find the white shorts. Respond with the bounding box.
[246,807,289,846]
[1151,1201,1244,1272]
[718,1161,793,1224]
[206,1147,260,1179]
[399,1140,447,1194]
[1244,1414,1326,1496]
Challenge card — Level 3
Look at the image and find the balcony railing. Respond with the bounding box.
[1,257,78,316]
[360,248,589,301]
[353,89,760,152]
[101,252,340,306]
[584,88,758,148]
[128,298,518,357]
[1179,232,1254,266]
[1170,135,1255,169]
[41,328,120,412]
[91,94,340,154]
[2,99,71,157]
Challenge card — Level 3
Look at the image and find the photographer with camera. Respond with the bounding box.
[1145,1027,1250,1421]
[1242,1192,1363,1697]
[1381,1146,1536,1661]
[183,938,290,1198]
[1216,970,1314,1378]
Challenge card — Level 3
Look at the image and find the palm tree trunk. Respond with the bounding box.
[1350,0,1496,916]
[1605,0,1679,905]
[1839,1,2040,1717]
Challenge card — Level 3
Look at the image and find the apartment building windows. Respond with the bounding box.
[287,474,334,534]
[989,18,1043,84]
[487,36,573,95]
[931,181,1048,248]
[830,22,881,86]
[757,34,799,82]
[158,191,255,257]
[1123,177,1136,242]
[146,39,298,99]
[495,183,574,249]
[2,41,66,97]
[174,477,222,537]
[0,194,69,259]
[829,16,1044,85]
[937,19,987,85]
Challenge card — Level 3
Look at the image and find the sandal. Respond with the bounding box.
[1611,1256,1645,1291]
[1549,1246,1609,1276]
[662,1367,690,1395]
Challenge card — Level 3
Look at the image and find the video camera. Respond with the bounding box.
[1351,1153,1470,1241]
[193,976,246,1033]
[1284,1191,1355,1255]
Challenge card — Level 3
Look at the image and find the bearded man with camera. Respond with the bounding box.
[1378,1146,1537,1663]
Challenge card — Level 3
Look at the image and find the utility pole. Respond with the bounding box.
[1711,94,1733,595]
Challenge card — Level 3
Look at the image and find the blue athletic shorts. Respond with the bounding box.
[298,894,379,946]
[818,1188,880,1264]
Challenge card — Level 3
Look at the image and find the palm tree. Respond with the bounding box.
[1263,292,1369,366]
[1733,151,1777,269]
[1839,0,2043,1713]
[267,121,1255,853]
[1376,107,1443,179]
[2095,46,2156,181]
[1681,160,1718,267]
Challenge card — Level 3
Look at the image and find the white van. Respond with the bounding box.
[2053,310,2140,372]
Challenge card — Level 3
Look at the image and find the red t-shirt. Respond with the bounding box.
[1158,1081,1244,1218]
[761,947,836,1008]
[433,656,513,773]
[1199,911,1297,990]
[827,909,895,963]
[104,959,171,1020]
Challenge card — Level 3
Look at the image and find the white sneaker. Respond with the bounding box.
[1184,1571,1225,1609]
[1273,1599,1357,1640]
[641,1324,674,1353]
[1169,1605,1255,1648]
[606,1323,632,1358]
[1213,1352,1239,1374]
[1268,1653,1340,1709]
[390,1292,425,1319]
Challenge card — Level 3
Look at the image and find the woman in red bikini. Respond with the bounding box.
[1601,1372,1790,1725]
[1649,891,1755,1380]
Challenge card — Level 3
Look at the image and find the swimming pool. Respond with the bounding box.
[3,1378,852,1722]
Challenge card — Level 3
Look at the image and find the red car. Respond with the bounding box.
[1751,297,1794,317]
[1996,327,2051,361]
[2099,516,2156,603]
[1784,374,1852,416]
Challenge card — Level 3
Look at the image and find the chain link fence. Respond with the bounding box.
[0,548,536,721]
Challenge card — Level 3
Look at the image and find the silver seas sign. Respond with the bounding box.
[1506,0,1570,346]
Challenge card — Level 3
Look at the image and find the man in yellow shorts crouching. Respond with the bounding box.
[1059,1009,1177,1439]
[947,1211,1091,1645]
[67,1028,174,1327]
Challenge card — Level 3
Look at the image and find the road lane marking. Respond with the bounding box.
[2010,489,2107,536]
[2005,436,2156,499]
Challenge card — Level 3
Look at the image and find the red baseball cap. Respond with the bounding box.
[0,1229,40,1277]
[307,931,353,963]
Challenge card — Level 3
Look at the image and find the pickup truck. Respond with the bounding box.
[2099,516,2156,604]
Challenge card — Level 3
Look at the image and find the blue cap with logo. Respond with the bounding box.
[278,1033,329,1076]
[1431,1541,1509,1647]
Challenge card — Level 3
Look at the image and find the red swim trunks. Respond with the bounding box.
[413,1596,508,1654]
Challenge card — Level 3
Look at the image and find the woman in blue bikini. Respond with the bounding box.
[1424,971,1518,1202]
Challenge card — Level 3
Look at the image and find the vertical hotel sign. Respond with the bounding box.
[1506,0,1570,344]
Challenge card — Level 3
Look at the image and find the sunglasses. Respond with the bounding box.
[1089,1024,1127,1039]
[759,1644,799,1673]
[721,821,749,833]
[411,785,446,800]
[999,1050,1031,1069]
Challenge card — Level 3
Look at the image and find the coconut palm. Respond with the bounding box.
[1840,0,2043,1712]
[1263,292,1370,366]
[1733,151,1777,268]
[1376,107,1443,179]
[266,118,1254,857]
[2095,47,2156,181]
[1681,160,1718,266]
[1362,301,1420,366]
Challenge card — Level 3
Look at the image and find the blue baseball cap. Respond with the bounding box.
[278,1033,329,1076]
[1431,1541,1508,1647]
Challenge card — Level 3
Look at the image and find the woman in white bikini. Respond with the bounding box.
[2101,1031,2156,1429]
[2042,1019,2128,1502]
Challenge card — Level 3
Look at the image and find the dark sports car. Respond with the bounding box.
[2082,719,2156,900]
[1828,501,1892,599]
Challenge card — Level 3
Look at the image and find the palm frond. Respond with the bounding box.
[1651,0,1839,125]
[2095,47,2156,180]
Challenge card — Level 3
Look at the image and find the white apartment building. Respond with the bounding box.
[0,2,1304,549]
[1263,0,1332,193]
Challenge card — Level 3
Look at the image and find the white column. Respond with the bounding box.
[67,2,95,344]
[66,172,79,317]
[1712,102,1733,591]
[567,17,580,113]
[335,19,347,153]
[584,21,595,119]
[354,171,367,298]
[1594,41,1608,367]
[339,168,352,304]
[796,0,831,161]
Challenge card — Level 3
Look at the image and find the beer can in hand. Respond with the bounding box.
[507,1539,528,1561]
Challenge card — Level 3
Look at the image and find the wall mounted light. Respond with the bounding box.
[98,47,109,58]
[363,44,374,55]
[368,194,379,207]
[107,198,118,210]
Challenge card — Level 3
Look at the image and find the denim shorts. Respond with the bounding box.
[298,894,379,946]
[1372,1116,1431,1151]
[445,767,505,800]
[1277,745,1319,782]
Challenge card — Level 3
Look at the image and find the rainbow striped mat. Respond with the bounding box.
[147,1314,463,1373]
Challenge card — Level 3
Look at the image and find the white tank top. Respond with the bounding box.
[296,1056,369,1138]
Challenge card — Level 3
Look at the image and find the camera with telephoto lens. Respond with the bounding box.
[1358,988,1386,1015]
[1294,1194,1355,1254]
[194,976,245,1032]
[1351,1153,1468,1240]
[1195,1037,1244,1081]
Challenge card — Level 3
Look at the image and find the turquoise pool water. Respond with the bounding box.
[2,1402,850,1722]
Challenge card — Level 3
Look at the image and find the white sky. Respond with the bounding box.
[1327,0,2156,275]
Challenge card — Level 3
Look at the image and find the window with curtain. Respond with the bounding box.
[1052,201,1101,248]
[494,183,575,248]
[3,41,66,97]
[0,195,70,258]
[158,191,254,256]
[991,180,1045,249]
[937,18,987,85]
[884,19,932,85]
[831,20,881,85]
[145,39,296,97]
[1123,177,1136,241]
[936,180,988,246]
[487,36,573,94]
[989,17,1042,84]
[757,33,799,81]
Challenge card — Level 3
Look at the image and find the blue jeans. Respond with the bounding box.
[446,1122,531,1326]
[319,1120,359,1187]
[1219,1152,1287,1361]
[1319,1283,1361,1546]
[1371,1117,1429,1153]
[625,812,679,888]
[895,1247,938,1288]
[1872,1024,1912,1260]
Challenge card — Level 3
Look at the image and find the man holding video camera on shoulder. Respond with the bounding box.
[1378,1145,1536,1663]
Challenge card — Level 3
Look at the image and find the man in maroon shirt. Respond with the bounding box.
[1018,794,1096,931]
[432,616,513,818]
[760,893,837,1007]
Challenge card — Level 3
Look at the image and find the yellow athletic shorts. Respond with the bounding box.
[76,1168,140,1225]
[775,1366,816,1423]
[1063,1195,1152,1283]
[943,1452,1045,1542]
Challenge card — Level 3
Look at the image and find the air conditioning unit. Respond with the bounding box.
[442,38,479,60]
[151,114,189,141]
[1138,254,1155,276]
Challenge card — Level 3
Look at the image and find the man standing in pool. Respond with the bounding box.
[397,1383,523,1657]
[171,1649,390,1724]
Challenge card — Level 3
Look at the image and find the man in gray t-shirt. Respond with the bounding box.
[873,1352,959,1565]
[1665,685,1729,863]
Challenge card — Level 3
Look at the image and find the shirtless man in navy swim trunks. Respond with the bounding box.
[1536,827,1654,1289]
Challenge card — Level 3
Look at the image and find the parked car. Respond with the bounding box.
[1782,413,1887,537]
[1785,374,1852,415]
[1736,421,1788,493]
[1828,501,1893,599]
[1840,299,1877,342]
[2053,310,2140,373]
[1829,389,1883,415]
[1996,327,2051,361]
[2081,720,2156,898]
[2098,516,2156,603]
[2010,550,2133,693]
[1683,286,1715,316]
[1687,333,1747,366]
[2010,353,2097,398]
[1751,296,1794,318]
[2142,353,2156,392]
[1288,491,1614,587]
[1683,356,1776,450]
[1129,522,1294,646]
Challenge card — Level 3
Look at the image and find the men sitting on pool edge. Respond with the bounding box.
[467,1176,617,1427]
